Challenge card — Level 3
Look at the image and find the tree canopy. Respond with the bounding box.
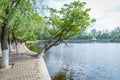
[0,0,44,67]
[0,0,43,41]
[36,0,96,56]
[46,1,95,40]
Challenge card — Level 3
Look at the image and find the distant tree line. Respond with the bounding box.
[39,27,120,40]
[72,27,120,40]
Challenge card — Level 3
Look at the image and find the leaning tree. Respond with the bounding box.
[35,1,96,57]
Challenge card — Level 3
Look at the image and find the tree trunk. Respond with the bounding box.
[8,36,12,53]
[35,48,46,57]
[15,39,19,54]
[8,43,12,53]
[35,38,62,57]
[12,30,19,54]
[35,36,65,57]
[35,43,52,57]
[40,48,46,56]
[1,26,9,68]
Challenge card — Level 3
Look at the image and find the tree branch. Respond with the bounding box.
[62,40,68,46]
[0,15,5,19]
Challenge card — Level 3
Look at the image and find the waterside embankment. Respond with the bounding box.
[0,43,51,80]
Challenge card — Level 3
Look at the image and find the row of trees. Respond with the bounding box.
[73,27,120,40]
[95,27,120,40]
[39,26,120,40]
[0,0,43,68]
[91,27,120,39]
[0,0,95,68]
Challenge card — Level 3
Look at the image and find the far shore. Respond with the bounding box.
[27,39,120,44]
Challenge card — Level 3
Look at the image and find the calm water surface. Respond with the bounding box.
[43,43,120,80]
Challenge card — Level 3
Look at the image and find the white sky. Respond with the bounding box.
[46,0,120,31]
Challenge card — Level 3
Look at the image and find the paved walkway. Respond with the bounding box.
[0,43,51,80]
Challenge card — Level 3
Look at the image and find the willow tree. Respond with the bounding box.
[0,0,40,68]
[35,1,96,57]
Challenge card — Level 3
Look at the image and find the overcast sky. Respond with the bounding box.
[45,0,120,31]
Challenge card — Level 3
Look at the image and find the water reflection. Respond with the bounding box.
[43,43,120,80]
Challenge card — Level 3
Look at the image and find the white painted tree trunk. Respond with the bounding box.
[2,49,9,67]
[15,43,19,54]
[8,43,12,53]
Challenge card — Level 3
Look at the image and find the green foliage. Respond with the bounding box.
[90,27,120,39]
[26,43,40,52]
[111,27,120,39]
[95,32,111,39]
[75,34,94,39]
[34,1,96,56]
[45,1,95,41]
[0,0,44,41]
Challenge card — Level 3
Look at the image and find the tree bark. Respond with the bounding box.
[12,30,19,54]
[1,25,9,68]
[35,39,58,57]
[15,39,19,54]
[0,0,21,68]
[35,48,46,57]
[8,35,12,53]
[35,32,68,57]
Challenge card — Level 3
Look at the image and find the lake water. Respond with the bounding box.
[43,43,120,80]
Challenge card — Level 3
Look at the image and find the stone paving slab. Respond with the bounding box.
[0,58,43,80]
[0,43,51,80]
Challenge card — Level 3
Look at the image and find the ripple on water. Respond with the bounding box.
[44,43,120,80]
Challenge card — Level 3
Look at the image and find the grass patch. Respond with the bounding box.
[26,43,40,52]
